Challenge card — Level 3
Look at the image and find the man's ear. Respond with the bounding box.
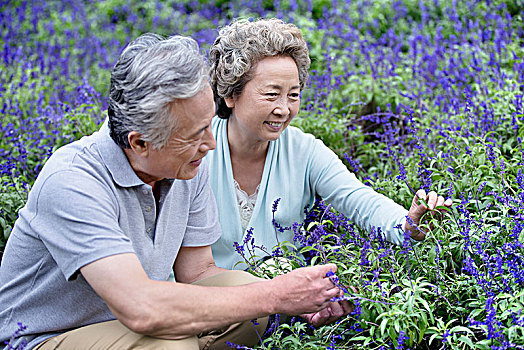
[127,131,149,157]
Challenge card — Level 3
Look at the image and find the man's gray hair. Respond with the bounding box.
[108,33,209,149]
[209,18,310,119]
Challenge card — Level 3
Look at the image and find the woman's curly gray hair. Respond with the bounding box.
[209,18,310,119]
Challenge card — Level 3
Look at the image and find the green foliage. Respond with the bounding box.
[244,88,524,347]
[0,54,102,258]
[0,177,28,255]
[2,0,524,348]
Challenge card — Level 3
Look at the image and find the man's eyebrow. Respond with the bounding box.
[189,124,209,138]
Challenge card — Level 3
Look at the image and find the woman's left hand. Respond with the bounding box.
[405,189,453,240]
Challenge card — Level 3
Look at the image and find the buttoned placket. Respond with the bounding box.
[140,185,156,240]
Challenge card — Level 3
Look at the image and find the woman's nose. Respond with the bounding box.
[273,97,291,117]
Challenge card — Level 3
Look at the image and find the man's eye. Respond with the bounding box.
[195,125,209,140]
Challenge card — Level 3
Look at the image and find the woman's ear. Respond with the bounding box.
[224,97,235,108]
[127,131,149,157]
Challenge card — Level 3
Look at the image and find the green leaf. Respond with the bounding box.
[380,318,388,337]
[429,333,441,345]
[450,326,475,335]
[457,335,475,348]
[306,222,319,231]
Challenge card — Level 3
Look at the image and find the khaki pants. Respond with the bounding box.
[34,271,268,350]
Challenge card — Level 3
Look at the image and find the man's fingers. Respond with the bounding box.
[312,304,343,327]
[303,285,357,327]
[312,308,331,327]
[320,263,337,276]
[340,300,354,315]
[328,301,344,319]
[324,301,352,325]
[322,264,341,289]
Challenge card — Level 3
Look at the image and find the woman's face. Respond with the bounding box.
[225,55,301,144]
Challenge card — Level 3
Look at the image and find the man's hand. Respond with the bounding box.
[301,300,353,327]
[301,280,355,327]
[405,189,453,240]
[269,264,342,316]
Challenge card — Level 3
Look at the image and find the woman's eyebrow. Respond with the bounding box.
[264,83,300,90]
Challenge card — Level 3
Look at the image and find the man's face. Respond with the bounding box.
[137,85,216,183]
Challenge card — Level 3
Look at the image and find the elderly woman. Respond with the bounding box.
[207,18,452,270]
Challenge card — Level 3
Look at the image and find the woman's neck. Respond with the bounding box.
[226,118,268,195]
[227,119,268,163]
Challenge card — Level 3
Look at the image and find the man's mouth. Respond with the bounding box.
[190,158,202,166]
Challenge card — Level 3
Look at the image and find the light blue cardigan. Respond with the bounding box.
[207,117,408,269]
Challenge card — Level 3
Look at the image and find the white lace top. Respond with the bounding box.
[233,179,260,231]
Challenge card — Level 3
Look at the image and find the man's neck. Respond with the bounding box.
[123,147,160,188]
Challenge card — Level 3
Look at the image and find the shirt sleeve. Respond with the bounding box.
[182,160,222,247]
[307,138,408,245]
[30,169,135,280]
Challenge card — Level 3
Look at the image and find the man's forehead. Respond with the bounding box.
[170,87,214,133]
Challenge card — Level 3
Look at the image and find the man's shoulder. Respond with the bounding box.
[39,133,105,180]
[27,130,121,208]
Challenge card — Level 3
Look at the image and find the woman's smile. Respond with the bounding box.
[264,120,286,131]
[226,55,301,148]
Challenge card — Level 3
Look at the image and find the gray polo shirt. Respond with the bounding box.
[0,121,221,349]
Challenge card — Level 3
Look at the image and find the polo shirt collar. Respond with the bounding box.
[96,119,145,188]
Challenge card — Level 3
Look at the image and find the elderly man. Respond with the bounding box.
[0,33,351,350]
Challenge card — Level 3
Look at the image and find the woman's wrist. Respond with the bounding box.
[404,220,426,241]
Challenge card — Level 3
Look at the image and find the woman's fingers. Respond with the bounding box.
[426,191,438,209]
[408,189,453,237]
[415,189,453,212]
[414,189,427,207]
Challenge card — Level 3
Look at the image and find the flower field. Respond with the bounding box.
[1,0,524,349]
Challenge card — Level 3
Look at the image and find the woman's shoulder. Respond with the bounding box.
[281,125,317,145]
[281,125,338,162]
[211,115,224,130]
